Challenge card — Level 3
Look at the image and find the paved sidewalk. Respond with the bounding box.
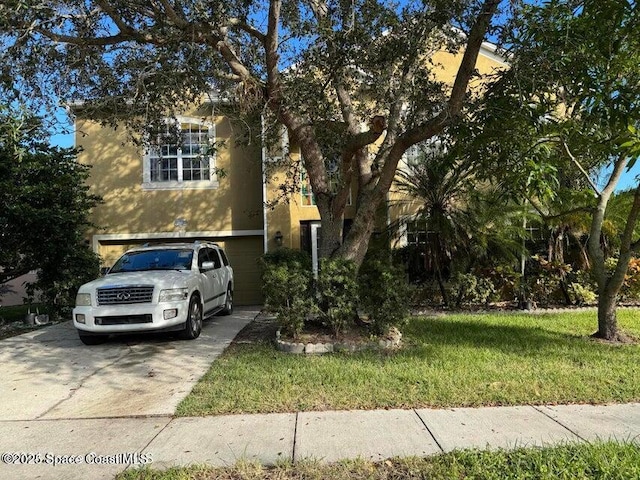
[1,403,639,479]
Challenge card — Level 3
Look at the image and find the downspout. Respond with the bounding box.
[261,110,269,254]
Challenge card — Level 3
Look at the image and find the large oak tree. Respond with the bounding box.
[0,0,503,266]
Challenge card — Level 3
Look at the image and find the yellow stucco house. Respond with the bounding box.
[76,42,506,306]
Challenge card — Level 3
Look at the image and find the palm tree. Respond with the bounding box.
[394,144,523,305]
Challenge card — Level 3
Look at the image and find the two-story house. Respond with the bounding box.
[75,42,506,306]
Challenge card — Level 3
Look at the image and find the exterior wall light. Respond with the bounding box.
[174,217,188,236]
[274,230,284,247]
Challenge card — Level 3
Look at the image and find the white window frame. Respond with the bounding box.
[300,162,352,207]
[400,137,446,171]
[397,215,431,248]
[142,116,218,191]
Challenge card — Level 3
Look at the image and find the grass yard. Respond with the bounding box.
[117,441,640,479]
[178,310,640,416]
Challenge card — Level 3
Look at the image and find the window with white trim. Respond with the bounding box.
[396,216,430,248]
[400,138,446,170]
[142,118,217,190]
[300,159,352,206]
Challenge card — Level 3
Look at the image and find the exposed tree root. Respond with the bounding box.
[590,330,638,344]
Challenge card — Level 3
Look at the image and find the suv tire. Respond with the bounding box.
[179,295,203,340]
[220,285,233,316]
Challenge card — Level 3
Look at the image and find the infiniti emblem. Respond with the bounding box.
[116,291,131,301]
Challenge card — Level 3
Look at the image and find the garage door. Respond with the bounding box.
[214,237,263,306]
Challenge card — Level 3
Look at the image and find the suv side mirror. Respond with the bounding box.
[200,261,215,271]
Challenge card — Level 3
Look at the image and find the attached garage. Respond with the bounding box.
[210,237,263,305]
[93,233,264,306]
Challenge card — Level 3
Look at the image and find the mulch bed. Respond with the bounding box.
[231,314,279,344]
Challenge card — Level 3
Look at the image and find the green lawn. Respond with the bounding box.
[117,441,640,480]
[178,310,640,416]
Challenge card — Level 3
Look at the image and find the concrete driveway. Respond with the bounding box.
[0,307,257,421]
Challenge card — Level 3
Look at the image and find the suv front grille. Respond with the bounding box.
[96,286,154,305]
[95,315,153,325]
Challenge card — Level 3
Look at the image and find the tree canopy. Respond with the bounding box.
[0,0,505,265]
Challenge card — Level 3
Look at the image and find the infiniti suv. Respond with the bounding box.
[73,242,233,345]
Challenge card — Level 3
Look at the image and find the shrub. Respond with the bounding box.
[317,257,359,336]
[570,282,597,305]
[260,249,314,337]
[261,248,312,270]
[359,259,410,334]
[451,272,496,307]
[622,257,640,301]
[482,265,521,302]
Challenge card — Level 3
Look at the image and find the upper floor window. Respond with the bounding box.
[400,138,446,171]
[300,160,352,206]
[142,117,217,190]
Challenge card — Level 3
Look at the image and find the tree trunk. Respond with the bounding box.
[335,200,377,267]
[559,279,572,305]
[596,292,619,340]
[585,155,635,342]
[434,258,449,307]
[318,212,344,259]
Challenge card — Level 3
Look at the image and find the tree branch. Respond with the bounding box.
[377,0,500,196]
[561,140,601,195]
[33,27,131,46]
[157,0,189,27]
[95,0,138,37]
[447,0,501,114]
[587,152,629,288]
[228,18,266,44]
[619,184,640,256]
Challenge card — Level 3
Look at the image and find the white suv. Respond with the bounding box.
[73,242,233,345]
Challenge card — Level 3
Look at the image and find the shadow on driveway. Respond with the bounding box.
[0,307,258,420]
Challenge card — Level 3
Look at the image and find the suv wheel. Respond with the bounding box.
[78,332,106,345]
[220,285,233,315]
[179,295,203,340]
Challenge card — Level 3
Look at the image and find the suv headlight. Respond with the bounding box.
[159,288,189,302]
[75,293,92,307]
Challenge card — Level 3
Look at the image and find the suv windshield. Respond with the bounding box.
[109,249,193,273]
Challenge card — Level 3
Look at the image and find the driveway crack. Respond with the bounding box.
[34,345,135,420]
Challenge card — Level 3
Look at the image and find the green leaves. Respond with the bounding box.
[0,107,101,316]
[619,124,640,169]
[317,257,359,336]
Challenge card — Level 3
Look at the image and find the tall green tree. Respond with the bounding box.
[0,0,504,267]
[0,108,101,316]
[476,0,640,340]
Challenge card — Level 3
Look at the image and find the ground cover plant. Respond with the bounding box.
[0,304,49,340]
[178,311,640,416]
[117,441,640,480]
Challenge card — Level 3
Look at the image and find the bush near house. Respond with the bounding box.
[358,258,409,334]
[0,108,101,321]
[260,249,315,338]
[260,250,411,339]
[317,258,359,336]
